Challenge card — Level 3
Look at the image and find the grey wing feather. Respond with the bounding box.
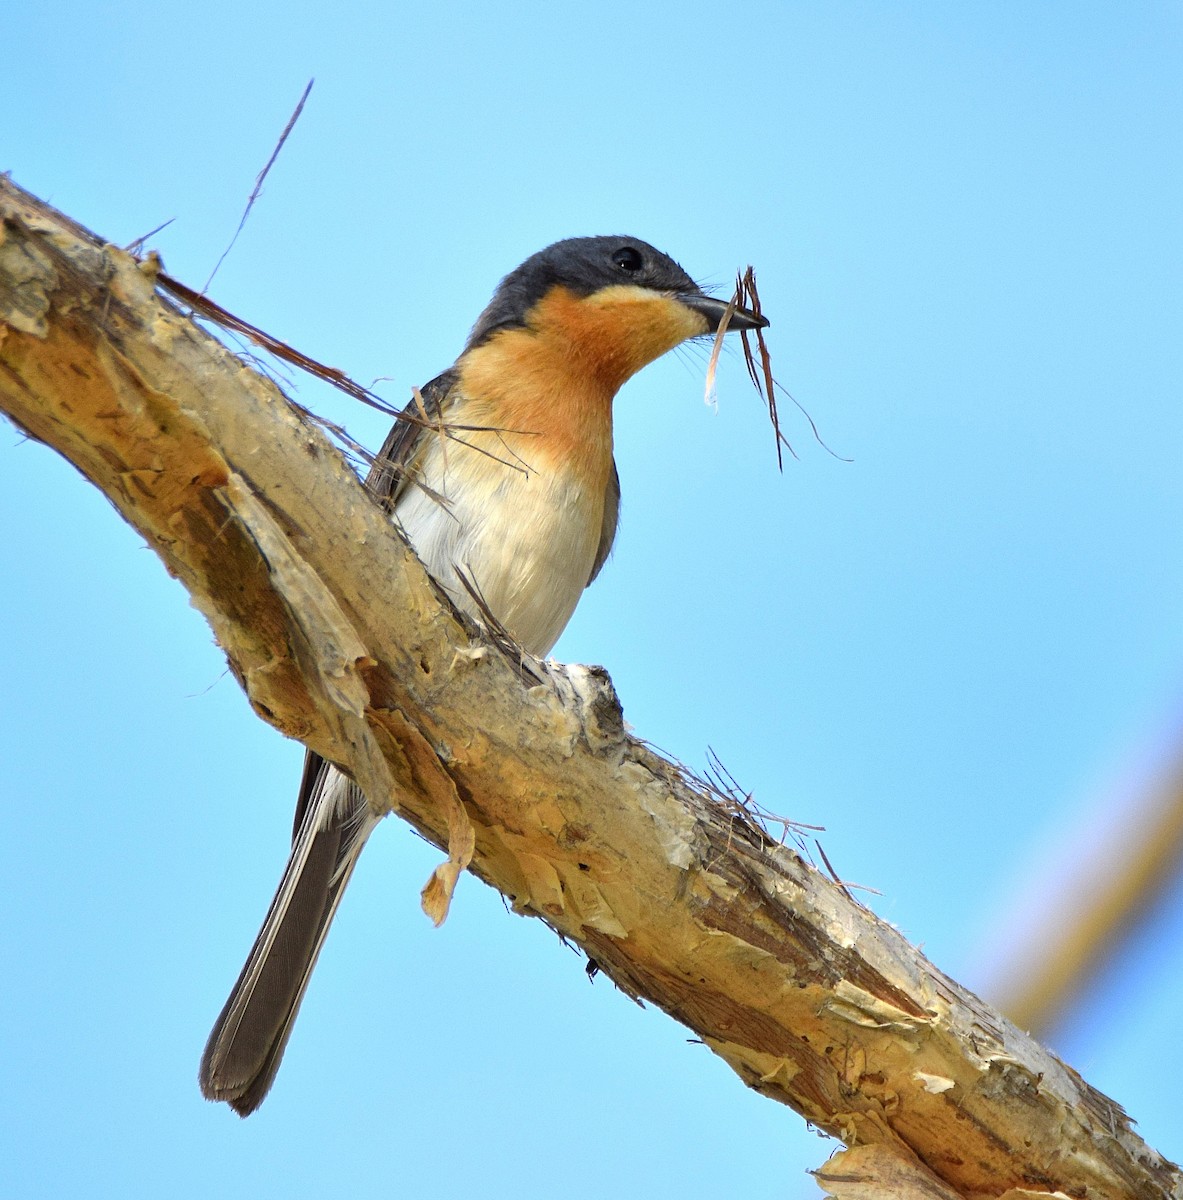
[588,459,620,586]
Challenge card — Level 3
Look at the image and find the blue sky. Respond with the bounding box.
[2,3,1181,1196]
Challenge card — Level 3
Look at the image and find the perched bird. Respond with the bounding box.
[199,236,768,1114]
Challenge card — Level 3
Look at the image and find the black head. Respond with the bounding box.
[466,236,766,350]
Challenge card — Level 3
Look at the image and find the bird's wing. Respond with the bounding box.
[365,368,459,511]
[588,459,620,586]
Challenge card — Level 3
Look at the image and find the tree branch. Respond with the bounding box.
[0,176,1177,1200]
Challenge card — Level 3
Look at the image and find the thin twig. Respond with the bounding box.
[696,745,819,856]
[815,839,854,901]
[124,218,175,256]
[412,384,448,476]
[738,267,795,469]
[158,270,402,418]
[201,78,315,294]
[727,266,849,468]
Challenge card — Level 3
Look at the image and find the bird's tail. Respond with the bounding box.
[199,754,377,1116]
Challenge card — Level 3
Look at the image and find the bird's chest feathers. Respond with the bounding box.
[395,347,616,655]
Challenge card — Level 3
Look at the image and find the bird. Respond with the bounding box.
[199,235,768,1115]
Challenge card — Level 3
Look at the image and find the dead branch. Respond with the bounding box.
[0,176,1177,1200]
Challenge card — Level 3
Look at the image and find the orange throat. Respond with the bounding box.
[454,284,708,483]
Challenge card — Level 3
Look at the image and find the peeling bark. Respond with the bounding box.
[1,176,1178,1200]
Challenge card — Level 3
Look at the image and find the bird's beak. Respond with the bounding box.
[678,293,769,333]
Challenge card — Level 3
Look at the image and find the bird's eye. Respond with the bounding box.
[612,246,643,273]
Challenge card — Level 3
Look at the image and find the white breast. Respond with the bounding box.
[393,432,606,657]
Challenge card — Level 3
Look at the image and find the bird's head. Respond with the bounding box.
[464,236,768,393]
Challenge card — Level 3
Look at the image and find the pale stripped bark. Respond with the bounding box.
[0,176,1177,1200]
